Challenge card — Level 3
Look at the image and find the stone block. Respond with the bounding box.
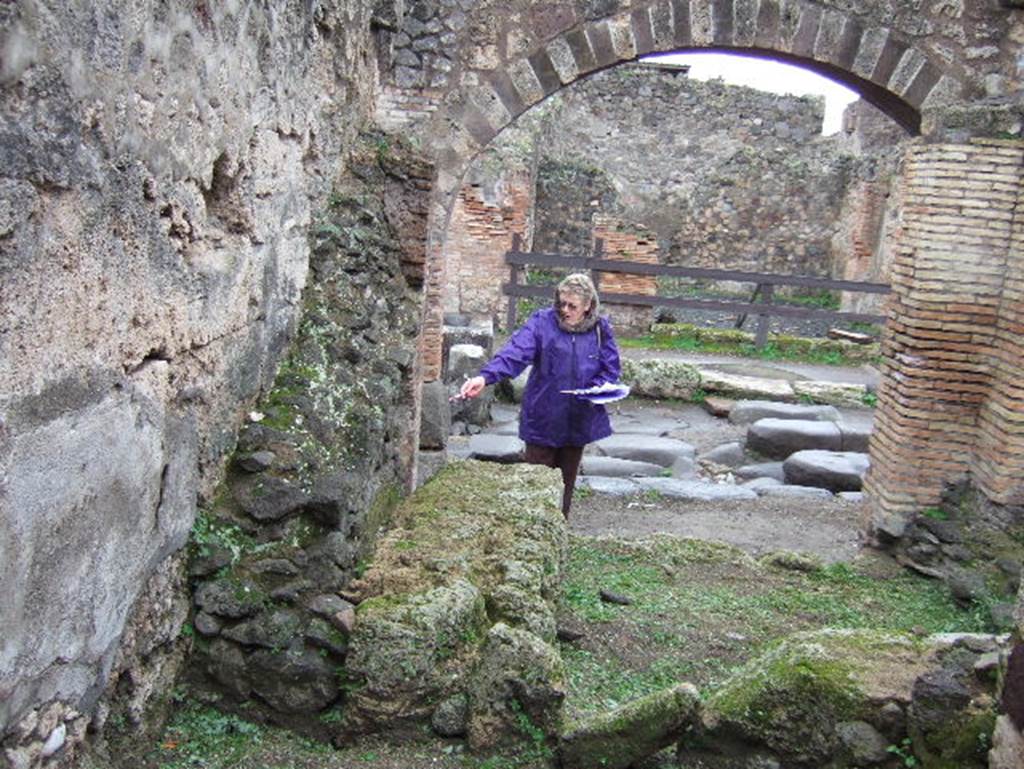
[746,418,843,460]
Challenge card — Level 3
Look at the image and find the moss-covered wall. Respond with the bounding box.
[179,134,431,733]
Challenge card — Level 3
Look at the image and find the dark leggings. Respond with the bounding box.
[523,443,585,517]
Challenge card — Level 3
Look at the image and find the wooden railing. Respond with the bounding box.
[503,234,890,347]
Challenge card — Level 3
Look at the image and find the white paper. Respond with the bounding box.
[559,382,631,404]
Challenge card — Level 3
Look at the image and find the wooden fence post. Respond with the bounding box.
[754,283,774,348]
[506,233,522,331]
[591,237,604,292]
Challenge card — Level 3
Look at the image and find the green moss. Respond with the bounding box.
[626,323,881,366]
[913,708,997,769]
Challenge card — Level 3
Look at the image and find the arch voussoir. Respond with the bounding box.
[506,57,547,108]
[889,49,929,101]
[733,0,760,47]
[813,8,853,63]
[830,17,862,70]
[850,27,890,81]
[687,2,715,46]
[751,0,781,49]
[710,0,735,46]
[870,32,908,88]
[486,69,528,120]
[527,48,564,98]
[564,27,599,74]
[631,6,658,56]
[789,3,823,58]
[649,0,676,50]
[585,20,620,69]
[669,0,694,47]
[902,57,943,110]
[608,14,640,60]
[544,37,580,85]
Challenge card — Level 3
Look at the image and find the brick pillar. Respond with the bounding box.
[866,139,1024,536]
[592,216,658,334]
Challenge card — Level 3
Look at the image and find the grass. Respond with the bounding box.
[618,323,879,367]
[108,532,995,769]
[555,536,994,718]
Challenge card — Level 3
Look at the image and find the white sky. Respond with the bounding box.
[644,52,859,136]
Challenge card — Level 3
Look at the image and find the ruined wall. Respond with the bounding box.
[0,1,402,762]
[536,64,849,277]
[443,63,906,329]
[832,100,908,315]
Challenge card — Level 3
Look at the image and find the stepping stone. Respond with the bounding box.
[670,455,698,480]
[838,491,865,503]
[492,421,519,436]
[698,369,795,400]
[468,434,524,464]
[745,418,842,460]
[581,456,665,478]
[491,403,520,423]
[792,380,869,408]
[702,396,735,418]
[729,400,841,425]
[758,485,834,499]
[610,414,688,436]
[579,476,640,495]
[734,461,786,482]
[783,450,869,492]
[634,477,758,501]
[742,476,782,491]
[839,423,872,452]
[699,442,747,468]
[594,434,696,467]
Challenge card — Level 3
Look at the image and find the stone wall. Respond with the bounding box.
[538,64,850,278]
[0,0,404,762]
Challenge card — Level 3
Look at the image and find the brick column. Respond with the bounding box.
[866,139,1024,535]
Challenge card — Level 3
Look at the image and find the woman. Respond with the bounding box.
[460,273,622,516]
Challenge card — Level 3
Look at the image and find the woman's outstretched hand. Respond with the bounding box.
[460,375,486,400]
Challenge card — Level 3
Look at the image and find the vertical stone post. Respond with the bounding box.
[865,138,1024,536]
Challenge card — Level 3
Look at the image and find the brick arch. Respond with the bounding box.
[426,0,967,189]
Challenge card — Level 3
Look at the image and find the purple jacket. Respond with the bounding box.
[480,308,621,447]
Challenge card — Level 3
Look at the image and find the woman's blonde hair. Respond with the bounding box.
[553,273,601,331]
[556,273,597,308]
